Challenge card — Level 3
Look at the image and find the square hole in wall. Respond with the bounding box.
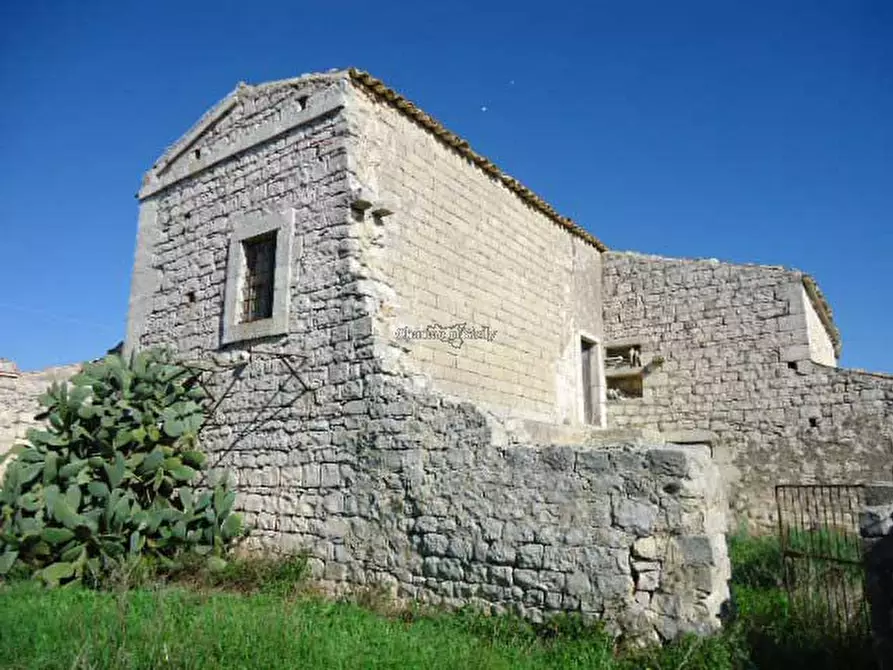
[605,344,642,370]
[606,373,643,400]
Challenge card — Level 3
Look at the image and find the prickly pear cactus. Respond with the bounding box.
[0,348,244,587]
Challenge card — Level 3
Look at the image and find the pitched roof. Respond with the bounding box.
[140,69,606,251]
[346,69,607,252]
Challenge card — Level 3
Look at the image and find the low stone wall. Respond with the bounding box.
[862,484,893,667]
[368,440,730,644]
[222,368,731,643]
[0,361,82,479]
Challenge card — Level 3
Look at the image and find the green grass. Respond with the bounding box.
[0,534,880,670]
[0,582,616,670]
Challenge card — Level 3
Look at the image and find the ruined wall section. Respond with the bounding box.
[233,361,731,643]
[603,251,893,528]
[0,360,81,479]
[343,86,604,426]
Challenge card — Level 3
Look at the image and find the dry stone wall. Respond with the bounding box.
[0,360,81,479]
[178,353,731,643]
[603,251,893,529]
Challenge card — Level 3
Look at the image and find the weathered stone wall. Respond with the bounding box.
[344,85,604,427]
[212,356,730,643]
[127,74,353,353]
[861,483,893,667]
[603,251,893,529]
[0,360,81,479]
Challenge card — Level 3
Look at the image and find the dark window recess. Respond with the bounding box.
[240,233,276,322]
[581,339,595,424]
[605,342,644,400]
[604,344,642,369]
[607,374,643,399]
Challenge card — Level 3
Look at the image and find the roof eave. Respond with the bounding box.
[346,68,607,253]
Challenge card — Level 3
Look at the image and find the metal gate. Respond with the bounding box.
[775,484,872,642]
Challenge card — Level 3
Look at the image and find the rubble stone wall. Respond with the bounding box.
[0,362,81,479]
[603,251,893,529]
[211,356,731,643]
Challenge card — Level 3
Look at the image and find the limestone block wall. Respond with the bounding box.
[603,251,893,529]
[124,74,370,564]
[221,357,730,643]
[127,75,353,356]
[344,85,604,427]
[0,361,81,479]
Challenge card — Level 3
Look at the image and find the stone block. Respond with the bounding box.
[646,449,689,477]
[632,536,662,560]
[517,544,545,569]
[674,536,718,567]
[565,571,592,596]
[613,499,658,537]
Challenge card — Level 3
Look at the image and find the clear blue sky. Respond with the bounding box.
[1,1,890,372]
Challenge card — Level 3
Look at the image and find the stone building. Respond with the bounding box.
[125,67,891,527]
[5,67,892,639]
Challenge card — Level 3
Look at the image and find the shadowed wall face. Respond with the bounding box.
[861,485,893,666]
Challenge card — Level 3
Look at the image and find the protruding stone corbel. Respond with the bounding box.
[350,189,400,221]
[372,195,400,220]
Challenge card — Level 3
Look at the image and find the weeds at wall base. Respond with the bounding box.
[0,534,883,669]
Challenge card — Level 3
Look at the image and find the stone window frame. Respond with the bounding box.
[577,330,607,428]
[222,208,295,345]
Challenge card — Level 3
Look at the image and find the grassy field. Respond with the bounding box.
[0,533,879,670]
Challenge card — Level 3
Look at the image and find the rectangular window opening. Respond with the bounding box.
[605,344,642,370]
[605,342,644,400]
[606,374,643,399]
[240,232,277,323]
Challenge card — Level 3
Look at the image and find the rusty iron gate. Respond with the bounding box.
[775,484,873,646]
